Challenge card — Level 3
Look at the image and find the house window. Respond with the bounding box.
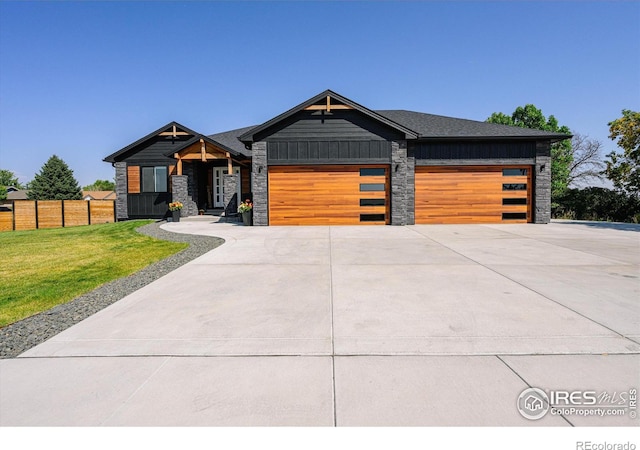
[360,213,386,222]
[360,198,386,206]
[360,183,385,192]
[359,168,386,176]
[502,212,527,220]
[502,198,528,205]
[502,168,528,176]
[142,166,168,193]
[502,183,527,191]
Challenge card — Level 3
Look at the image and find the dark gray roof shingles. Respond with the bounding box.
[208,125,257,157]
[376,110,570,140]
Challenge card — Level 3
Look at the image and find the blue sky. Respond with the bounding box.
[0,1,638,187]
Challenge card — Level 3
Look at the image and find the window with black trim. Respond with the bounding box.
[141,166,168,193]
[502,168,528,176]
[360,168,385,176]
[502,212,527,220]
[360,199,385,207]
[502,183,527,191]
[360,183,385,192]
[502,198,527,205]
[360,214,385,222]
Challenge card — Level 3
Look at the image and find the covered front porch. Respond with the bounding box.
[170,134,251,218]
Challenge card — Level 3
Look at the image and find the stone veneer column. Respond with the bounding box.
[251,141,268,226]
[391,141,408,225]
[171,175,189,217]
[114,162,128,220]
[182,164,198,216]
[534,142,552,224]
[223,174,239,218]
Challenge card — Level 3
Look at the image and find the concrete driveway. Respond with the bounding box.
[1,221,639,426]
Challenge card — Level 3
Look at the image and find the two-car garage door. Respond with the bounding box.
[268,165,389,225]
[415,166,532,224]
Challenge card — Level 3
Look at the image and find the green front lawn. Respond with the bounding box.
[0,220,188,328]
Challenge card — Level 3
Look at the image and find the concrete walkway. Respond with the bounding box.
[1,221,639,426]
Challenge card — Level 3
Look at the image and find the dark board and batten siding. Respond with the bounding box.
[267,140,391,164]
[257,110,406,143]
[127,193,171,218]
[119,137,189,164]
[410,141,536,162]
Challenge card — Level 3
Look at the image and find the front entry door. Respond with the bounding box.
[213,167,241,208]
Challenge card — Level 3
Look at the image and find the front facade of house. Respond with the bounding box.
[104,90,569,225]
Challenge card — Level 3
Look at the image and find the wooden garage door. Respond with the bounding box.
[268,165,389,225]
[415,166,532,224]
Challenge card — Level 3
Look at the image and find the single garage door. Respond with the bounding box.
[415,166,532,224]
[268,165,389,225]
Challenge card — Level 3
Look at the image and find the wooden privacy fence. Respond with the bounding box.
[0,200,116,232]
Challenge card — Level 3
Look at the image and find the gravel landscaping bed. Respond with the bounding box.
[0,221,224,359]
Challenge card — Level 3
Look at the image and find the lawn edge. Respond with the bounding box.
[0,220,224,359]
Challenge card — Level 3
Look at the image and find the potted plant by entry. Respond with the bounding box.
[238,199,253,226]
[168,201,183,222]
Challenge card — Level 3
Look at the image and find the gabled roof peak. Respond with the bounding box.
[238,89,419,143]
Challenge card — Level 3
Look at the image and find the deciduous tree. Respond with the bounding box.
[0,169,23,189]
[82,179,115,191]
[568,134,604,187]
[604,109,640,196]
[487,105,572,200]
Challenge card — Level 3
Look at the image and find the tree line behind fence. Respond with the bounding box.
[0,200,116,231]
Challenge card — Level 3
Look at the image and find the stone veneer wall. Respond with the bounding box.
[251,142,268,226]
[391,141,409,226]
[534,141,552,224]
[171,175,197,217]
[223,174,239,218]
[114,162,128,220]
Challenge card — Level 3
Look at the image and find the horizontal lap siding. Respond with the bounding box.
[2,200,115,231]
[89,201,115,224]
[13,201,36,230]
[268,165,388,225]
[64,201,89,227]
[241,167,251,197]
[127,166,140,193]
[0,211,13,231]
[415,166,531,224]
[37,201,63,229]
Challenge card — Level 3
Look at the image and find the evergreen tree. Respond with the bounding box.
[27,155,82,200]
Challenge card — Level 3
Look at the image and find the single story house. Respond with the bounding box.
[6,187,29,201]
[82,190,117,201]
[104,90,570,225]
